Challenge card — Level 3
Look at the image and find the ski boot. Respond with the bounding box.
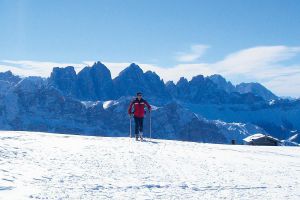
[135,134,139,141]
[139,132,143,142]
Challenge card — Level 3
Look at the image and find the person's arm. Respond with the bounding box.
[144,100,151,111]
[128,101,134,115]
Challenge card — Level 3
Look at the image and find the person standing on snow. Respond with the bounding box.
[128,92,151,141]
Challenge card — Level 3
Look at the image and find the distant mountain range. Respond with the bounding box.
[0,61,299,144]
[48,61,277,103]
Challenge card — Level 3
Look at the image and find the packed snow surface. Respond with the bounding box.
[0,131,299,200]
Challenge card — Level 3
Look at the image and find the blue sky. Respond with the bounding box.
[1,0,300,97]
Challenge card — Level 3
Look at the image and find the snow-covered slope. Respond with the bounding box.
[0,131,299,199]
[213,120,267,144]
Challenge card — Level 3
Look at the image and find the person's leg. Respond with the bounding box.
[139,117,144,133]
[139,117,144,140]
[134,117,139,140]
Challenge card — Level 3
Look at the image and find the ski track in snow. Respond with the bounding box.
[0,131,300,200]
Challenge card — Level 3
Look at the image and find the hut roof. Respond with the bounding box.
[243,133,280,143]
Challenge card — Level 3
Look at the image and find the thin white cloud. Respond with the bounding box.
[263,71,300,97]
[0,60,147,79]
[0,60,87,77]
[1,45,300,97]
[0,64,36,77]
[176,44,210,62]
[215,46,300,74]
[137,63,212,82]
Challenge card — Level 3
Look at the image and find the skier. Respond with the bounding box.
[128,92,151,141]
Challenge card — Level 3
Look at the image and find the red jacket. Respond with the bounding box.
[128,98,151,118]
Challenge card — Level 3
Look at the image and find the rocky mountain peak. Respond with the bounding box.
[118,63,144,77]
[208,74,235,93]
[91,61,111,75]
[0,70,21,84]
[177,77,189,86]
[236,82,278,101]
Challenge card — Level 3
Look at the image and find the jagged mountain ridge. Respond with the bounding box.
[45,61,278,104]
[47,62,172,103]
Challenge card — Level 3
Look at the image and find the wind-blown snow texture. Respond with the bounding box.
[1,131,299,199]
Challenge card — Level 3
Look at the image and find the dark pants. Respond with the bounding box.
[134,117,144,136]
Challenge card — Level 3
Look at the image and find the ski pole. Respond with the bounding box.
[149,111,151,141]
[129,115,132,138]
